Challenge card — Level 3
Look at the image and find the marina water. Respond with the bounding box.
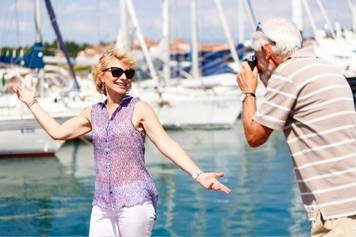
[0,122,310,236]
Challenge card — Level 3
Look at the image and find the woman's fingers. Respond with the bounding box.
[15,85,23,98]
[202,173,231,193]
[8,83,18,93]
[31,85,36,95]
[213,172,224,178]
[212,181,231,194]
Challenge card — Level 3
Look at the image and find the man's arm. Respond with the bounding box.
[237,62,273,147]
[242,96,273,147]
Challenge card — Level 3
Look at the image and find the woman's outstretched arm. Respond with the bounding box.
[10,83,92,140]
[134,100,231,194]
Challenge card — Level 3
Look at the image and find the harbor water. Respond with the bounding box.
[0,122,310,236]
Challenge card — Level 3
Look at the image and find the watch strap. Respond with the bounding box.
[191,169,203,180]
[243,92,256,97]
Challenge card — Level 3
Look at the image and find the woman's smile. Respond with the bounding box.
[113,79,129,88]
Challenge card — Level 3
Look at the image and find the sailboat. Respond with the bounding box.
[118,0,243,128]
[296,0,356,79]
[0,0,103,156]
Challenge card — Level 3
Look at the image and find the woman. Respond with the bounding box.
[10,48,230,237]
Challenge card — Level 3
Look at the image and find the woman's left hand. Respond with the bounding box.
[196,172,231,194]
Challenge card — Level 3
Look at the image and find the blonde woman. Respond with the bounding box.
[11,48,230,237]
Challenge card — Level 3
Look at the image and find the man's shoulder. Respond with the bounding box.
[275,56,339,83]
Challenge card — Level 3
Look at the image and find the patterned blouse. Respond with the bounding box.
[90,95,158,211]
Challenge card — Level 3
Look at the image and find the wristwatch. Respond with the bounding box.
[241,92,256,102]
[27,97,38,108]
[191,169,203,180]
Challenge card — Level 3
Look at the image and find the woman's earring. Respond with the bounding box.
[100,82,106,93]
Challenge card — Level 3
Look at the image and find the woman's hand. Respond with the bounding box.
[9,83,36,107]
[196,172,231,194]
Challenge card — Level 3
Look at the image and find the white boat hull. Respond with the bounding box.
[133,84,241,128]
[132,73,266,128]
[0,92,103,156]
[0,128,64,157]
[149,94,239,128]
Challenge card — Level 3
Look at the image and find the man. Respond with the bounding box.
[236,18,356,236]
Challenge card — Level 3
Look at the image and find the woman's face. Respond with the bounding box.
[101,58,134,95]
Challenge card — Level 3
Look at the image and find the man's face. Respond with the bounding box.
[255,47,278,87]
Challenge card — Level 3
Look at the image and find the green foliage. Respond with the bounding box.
[74,65,91,72]
[64,41,89,57]
[1,41,89,58]
[43,41,57,56]
[0,47,30,55]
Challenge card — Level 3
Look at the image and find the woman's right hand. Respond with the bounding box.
[196,172,231,194]
[9,83,36,107]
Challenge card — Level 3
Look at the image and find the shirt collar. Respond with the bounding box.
[99,94,132,108]
[289,46,316,59]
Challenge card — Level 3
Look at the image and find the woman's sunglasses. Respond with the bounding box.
[103,67,135,79]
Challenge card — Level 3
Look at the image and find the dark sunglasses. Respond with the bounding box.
[103,67,135,79]
[256,22,276,45]
[256,22,263,32]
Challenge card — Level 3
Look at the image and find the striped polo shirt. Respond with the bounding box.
[254,46,356,220]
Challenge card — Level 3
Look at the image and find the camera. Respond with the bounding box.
[243,55,258,70]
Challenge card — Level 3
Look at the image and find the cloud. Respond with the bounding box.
[8,0,33,14]
[1,0,355,47]
[0,19,32,31]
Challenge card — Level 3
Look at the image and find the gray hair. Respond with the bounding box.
[251,18,302,56]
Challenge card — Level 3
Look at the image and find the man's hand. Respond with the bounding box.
[236,62,258,93]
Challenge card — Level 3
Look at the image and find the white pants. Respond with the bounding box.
[89,201,156,237]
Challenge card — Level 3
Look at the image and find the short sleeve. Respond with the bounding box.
[253,72,297,130]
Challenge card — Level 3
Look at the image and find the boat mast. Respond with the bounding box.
[347,0,356,32]
[315,0,335,37]
[191,0,200,79]
[34,0,42,42]
[214,0,241,70]
[43,0,80,90]
[162,0,170,85]
[301,0,318,37]
[116,0,132,51]
[123,0,159,83]
[292,0,303,32]
[238,0,244,43]
[243,0,257,30]
[34,0,44,97]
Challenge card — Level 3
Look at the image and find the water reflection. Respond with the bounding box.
[145,123,310,236]
[0,122,310,236]
[0,157,92,235]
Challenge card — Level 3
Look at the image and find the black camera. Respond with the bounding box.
[243,55,258,70]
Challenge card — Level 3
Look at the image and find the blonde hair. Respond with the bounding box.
[92,47,136,95]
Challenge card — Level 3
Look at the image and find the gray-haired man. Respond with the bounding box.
[236,18,356,236]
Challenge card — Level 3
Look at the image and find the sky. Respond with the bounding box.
[0,0,354,47]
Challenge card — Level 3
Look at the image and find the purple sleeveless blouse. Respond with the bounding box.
[90,95,158,211]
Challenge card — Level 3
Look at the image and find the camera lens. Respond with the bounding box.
[243,55,258,70]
